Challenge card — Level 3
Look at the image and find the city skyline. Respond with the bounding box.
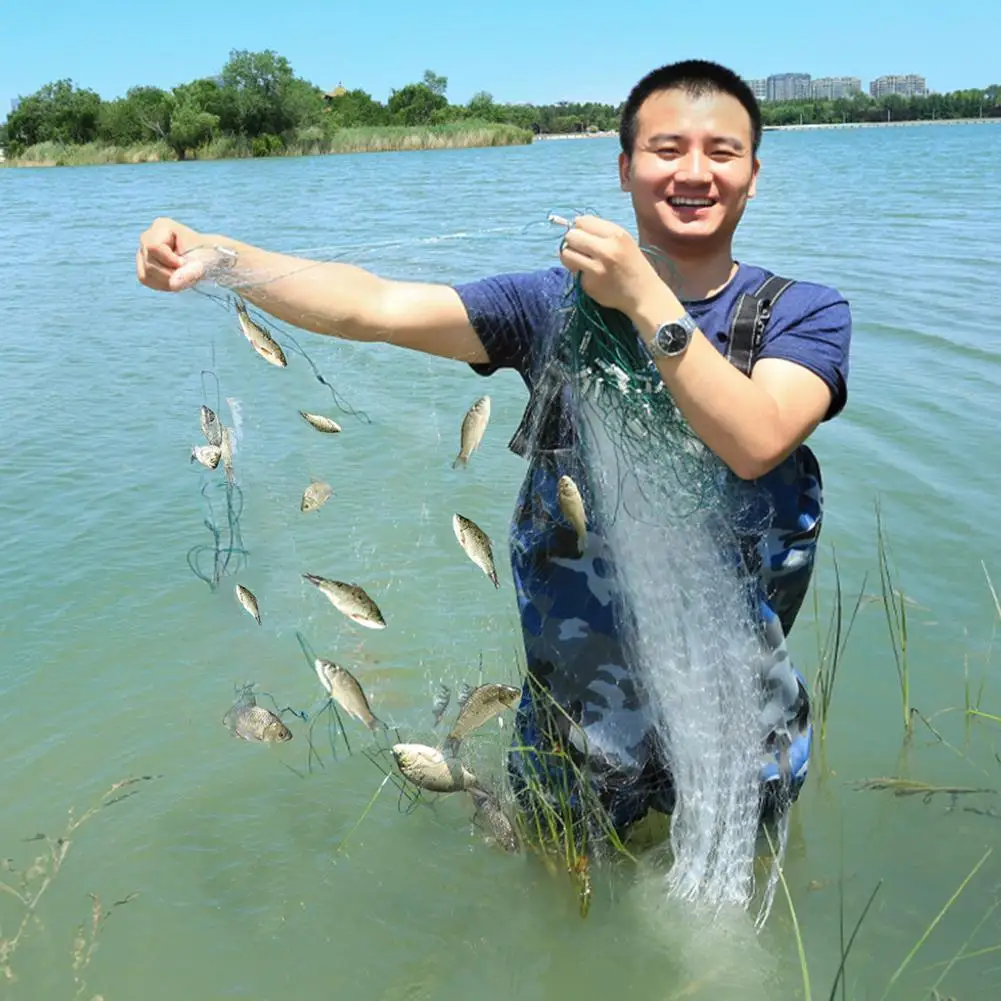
[745,72,931,102]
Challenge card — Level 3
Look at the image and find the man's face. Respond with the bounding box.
[619,88,759,252]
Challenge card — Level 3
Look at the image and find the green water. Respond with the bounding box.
[2,127,1000,1000]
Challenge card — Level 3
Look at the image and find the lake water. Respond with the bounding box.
[2,124,1000,1001]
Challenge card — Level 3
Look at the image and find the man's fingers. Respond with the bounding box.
[571,214,620,237]
[169,259,206,291]
[562,227,605,259]
[146,243,185,269]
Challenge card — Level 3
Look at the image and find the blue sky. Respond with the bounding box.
[1,0,996,116]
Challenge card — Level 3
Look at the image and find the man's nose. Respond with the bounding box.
[674,149,712,184]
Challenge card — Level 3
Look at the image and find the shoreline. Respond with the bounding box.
[764,117,1000,131]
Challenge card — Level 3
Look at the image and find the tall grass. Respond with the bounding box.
[874,498,913,736]
[811,548,867,744]
[2,122,533,167]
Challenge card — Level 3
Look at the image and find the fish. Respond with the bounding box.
[224,701,293,743]
[220,426,234,485]
[431,684,451,727]
[235,584,261,625]
[453,395,491,468]
[235,299,287,368]
[200,405,223,447]
[300,480,333,513]
[392,743,481,794]
[313,657,381,730]
[557,475,588,555]
[302,574,387,629]
[444,682,520,754]
[190,445,222,470]
[299,411,342,434]
[452,514,499,588]
[469,787,519,853]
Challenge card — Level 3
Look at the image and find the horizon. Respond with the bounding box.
[2,0,995,117]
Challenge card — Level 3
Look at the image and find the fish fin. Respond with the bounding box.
[489,569,500,588]
[302,573,323,587]
[457,683,474,711]
[452,454,467,470]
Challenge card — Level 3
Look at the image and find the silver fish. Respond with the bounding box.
[445,682,520,754]
[235,299,287,368]
[224,701,293,742]
[300,411,342,434]
[431,684,451,727]
[302,574,387,629]
[313,658,381,730]
[452,514,499,588]
[220,426,234,485]
[469,787,519,853]
[200,405,223,447]
[235,584,261,625]
[453,395,491,468]
[557,475,588,555]
[300,480,333,513]
[392,743,481,794]
[191,444,222,470]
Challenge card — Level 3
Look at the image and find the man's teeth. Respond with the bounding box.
[670,197,714,207]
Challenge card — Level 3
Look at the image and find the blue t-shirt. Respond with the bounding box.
[453,263,851,422]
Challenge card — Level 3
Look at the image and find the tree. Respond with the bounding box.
[387,81,448,125]
[422,70,447,97]
[5,79,102,150]
[220,49,299,137]
[324,88,389,128]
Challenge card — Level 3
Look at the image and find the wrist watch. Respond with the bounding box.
[647,312,697,358]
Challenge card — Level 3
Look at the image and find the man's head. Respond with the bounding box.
[618,60,762,256]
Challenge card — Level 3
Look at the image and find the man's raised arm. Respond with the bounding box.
[135,217,489,365]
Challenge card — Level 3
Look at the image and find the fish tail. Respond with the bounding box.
[489,569,500,588]
[302,573,322,587]
[443,735,461,757]
[452,453,468,470]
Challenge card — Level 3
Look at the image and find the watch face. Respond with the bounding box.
[656,322,689,356]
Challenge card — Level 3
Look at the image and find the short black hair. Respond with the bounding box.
[619,59,762,157]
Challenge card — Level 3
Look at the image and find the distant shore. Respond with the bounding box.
[763,117,1000,132]
[0,122,533,168]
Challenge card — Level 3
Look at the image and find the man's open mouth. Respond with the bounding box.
[668,196,716,208]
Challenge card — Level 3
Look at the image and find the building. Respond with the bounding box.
[323,83,347,103]
[810,76,861,100]
[767,73,811,102]
[870,75,927,99]
[744,78,768,102]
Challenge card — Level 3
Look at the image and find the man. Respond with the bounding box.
[136,59,851,840]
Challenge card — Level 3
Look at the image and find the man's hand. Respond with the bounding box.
[557,215,663,317]
[136,217,212,292]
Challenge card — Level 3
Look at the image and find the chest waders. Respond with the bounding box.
[503,275,821,848]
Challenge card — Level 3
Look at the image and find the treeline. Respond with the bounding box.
[2,49,999,160]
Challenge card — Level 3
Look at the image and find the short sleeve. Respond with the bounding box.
[453,267,570,378]
[756,284,852,421]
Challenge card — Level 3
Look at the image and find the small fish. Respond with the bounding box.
[302,574,387,629]
[224,701,293,743]
[300,480,333,513]
[431,684,451,727]
[469,787,519,853]
[235,584,261,625]
[200,405,223,447]
[191,445,221,470]
[235,299,287,368]
[452,514,499,588]
[392,743,481,794]
[314,658,381,730]
[445,682,520,754]
[220,426,234,485]
[299,411,342,434]
[557,475,588,555]
[453,395,491,468]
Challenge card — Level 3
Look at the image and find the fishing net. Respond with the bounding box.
[509,243,789,921]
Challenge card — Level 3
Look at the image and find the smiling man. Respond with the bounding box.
[136,59,851,840]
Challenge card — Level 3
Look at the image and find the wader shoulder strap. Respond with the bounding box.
[725,274,796,376]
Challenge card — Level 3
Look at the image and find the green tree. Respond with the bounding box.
[220,49,299,137]
[422,70,448,97]
[97,86,172,145]
[324,88,389,128]
[5,79,102,150]
[387,81,448,125]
